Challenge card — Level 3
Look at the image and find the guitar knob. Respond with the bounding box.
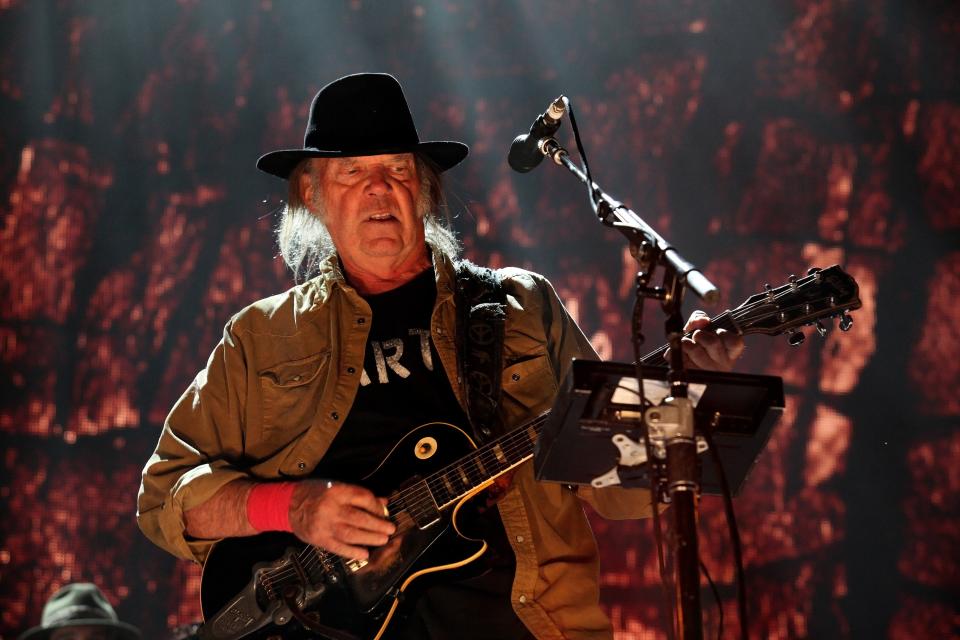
[787,330,805,346]
[815,321,828,337]
[839,312,853,332]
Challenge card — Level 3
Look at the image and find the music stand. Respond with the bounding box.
[534,359,784,494]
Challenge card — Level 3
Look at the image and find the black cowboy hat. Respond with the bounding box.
[19,583,141,640]
[257,72,469,180]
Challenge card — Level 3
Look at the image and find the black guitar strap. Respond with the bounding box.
[454,260,507,445]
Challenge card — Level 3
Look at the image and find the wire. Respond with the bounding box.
[701,426,749,640]
[563,96,600,211]
[700,559,724,640]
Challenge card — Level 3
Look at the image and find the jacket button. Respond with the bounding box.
[357,317,366,325]
[331,411,339,420]
[481,427,491,437]
[511,373,521,381]
[347,366,356,374]
[518,594,527,604]
[516,535,524,543]
[297,461,306,470]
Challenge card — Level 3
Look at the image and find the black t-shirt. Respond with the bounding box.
[317,267,532,640]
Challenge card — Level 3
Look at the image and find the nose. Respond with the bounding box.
[364,165,392,196]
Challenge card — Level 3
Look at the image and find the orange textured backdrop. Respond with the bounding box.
[1,1,958,638]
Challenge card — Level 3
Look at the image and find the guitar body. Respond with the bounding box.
[200,423,490,640]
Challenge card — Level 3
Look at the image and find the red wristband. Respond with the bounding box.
[246,482,297,532]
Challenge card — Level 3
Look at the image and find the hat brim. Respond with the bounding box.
[19,619,141,640]
[256,140,468,180]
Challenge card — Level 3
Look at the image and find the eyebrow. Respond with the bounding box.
[347,154,411,163]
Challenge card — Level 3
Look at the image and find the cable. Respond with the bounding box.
[701,426,749,640]
[700,559,724,640]
[563,96,601,211]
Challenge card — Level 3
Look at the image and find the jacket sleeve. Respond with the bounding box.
[532,273,656,520]
[136,318,251,564]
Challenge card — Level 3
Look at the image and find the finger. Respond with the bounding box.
[339,505,396,536]
[691,330,729,368]
[681,341,716,370]
[334,520,393,547]
[683,310,711,332]
[338,484,392,518]
[719,329,745,361]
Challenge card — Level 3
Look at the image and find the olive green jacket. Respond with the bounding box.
[137,249,653,639]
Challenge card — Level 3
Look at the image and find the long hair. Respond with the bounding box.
[276,154,460,282]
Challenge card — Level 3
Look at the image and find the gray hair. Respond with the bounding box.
[276,154,460,282]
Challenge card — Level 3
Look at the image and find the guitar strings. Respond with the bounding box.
[259,415,551,590]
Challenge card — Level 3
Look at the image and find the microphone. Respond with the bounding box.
[507,96,566,173]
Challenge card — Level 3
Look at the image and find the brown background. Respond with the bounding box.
[1,1,958,638]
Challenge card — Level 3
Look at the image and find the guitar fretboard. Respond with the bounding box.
[636,310,739,367]
[389,415,549,527]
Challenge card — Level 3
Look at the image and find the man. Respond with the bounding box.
[19,583,141,640]
[137,73,743,639]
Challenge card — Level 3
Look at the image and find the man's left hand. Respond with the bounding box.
[673,310,745,372]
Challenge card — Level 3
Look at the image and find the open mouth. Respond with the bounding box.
[367,213,397,222]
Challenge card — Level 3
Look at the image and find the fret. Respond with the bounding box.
[478,448,503,476]
[708,311,736,332]
[431,479,451,507]
[525,426,538,446]
[441,473,455,497]
[427,415,549,509]
[466,459,483,485]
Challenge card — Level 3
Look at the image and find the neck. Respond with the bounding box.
[341,252,433,296]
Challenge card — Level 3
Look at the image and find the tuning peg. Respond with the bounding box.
[815,321,828,337]
[787,329,805,346]
[789,274,798,290]
[764,283,774,301]
[806,267,822,275]
[839,312,853,332]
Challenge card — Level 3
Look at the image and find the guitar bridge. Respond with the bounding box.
[344,558,369,573]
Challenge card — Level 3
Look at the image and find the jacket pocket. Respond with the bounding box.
[258,351,331,435]
[500,353,558,422]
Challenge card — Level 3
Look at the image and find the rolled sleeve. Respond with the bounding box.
[137,319,251,564]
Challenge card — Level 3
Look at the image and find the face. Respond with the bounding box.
[50,626,112,640]
[302,153,428,279]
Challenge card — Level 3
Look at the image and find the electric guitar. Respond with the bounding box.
[197,265,861,640]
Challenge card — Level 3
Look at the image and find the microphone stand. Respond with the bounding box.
[540,138,717,640]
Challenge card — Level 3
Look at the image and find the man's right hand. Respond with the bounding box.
[288,479,396,560]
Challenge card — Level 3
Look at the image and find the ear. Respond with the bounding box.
[298,167,315,207]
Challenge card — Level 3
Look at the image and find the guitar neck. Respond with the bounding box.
[637,310,740,367]
[410,416,549,512]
